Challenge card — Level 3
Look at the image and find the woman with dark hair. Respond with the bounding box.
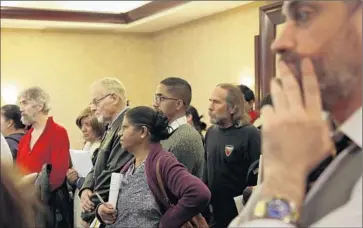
[96,106,210,228]
[186,105,207,144]
[0,104,26,159]
[186,105,207,133]
[253,94,273,129]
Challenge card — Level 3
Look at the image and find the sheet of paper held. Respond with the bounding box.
[108,173,123,208]
[69,149,93,177]
[257,155,263,185]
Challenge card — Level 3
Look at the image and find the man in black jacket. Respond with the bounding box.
[79,77,132,226]
[206,83,261,228]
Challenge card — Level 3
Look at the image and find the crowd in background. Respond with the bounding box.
[0,1,362,228]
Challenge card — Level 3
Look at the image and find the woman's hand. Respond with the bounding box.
[98,203,117,224]
[66,168,79,185]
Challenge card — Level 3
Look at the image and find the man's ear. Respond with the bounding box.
[175,100,184,111]
[227,104,236,115]
[36,103,44,112]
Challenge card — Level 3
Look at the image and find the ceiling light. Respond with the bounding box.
[0,1,151,13]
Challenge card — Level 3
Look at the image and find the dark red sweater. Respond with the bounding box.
[16,117,70,190]
[114,143,210,228]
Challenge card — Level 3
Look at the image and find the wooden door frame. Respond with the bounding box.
[256,1,285,104]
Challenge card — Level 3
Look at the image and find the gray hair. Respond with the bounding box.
[18,86,51,114]
[217,83,250,126]
[92,77,127,102]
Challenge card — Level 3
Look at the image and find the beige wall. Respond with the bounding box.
[1,29,156,148]
[152,1,266,123]
[0,1,266,147]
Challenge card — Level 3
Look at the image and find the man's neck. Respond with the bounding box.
[110,104,126,123]
[32,115,48,131]
[331,87,362,124]
[169,112,185,124]
[217,119,233,129]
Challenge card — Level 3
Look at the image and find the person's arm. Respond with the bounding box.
[169,137,197,175]
[80,131,132,224]
[79,167,95,195]
[202,128,211,185]
[247,127,261,165]
[159,155,211,228]
[1,134,13,164]
[76,177,86,190]
[49,129,70,191]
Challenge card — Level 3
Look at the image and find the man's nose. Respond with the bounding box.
[271,23,296,55]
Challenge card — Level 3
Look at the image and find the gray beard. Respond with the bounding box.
[21,116,34,126]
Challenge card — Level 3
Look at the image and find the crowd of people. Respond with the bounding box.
[0,1,362,228]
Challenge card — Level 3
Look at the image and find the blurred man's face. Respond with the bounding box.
[18,97,40,125]
[90,85,115,124]
[272,1,362,111]
[153,84,180,120]
[208,87,232,126]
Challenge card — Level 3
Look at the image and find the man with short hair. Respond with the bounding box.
[206,83,260,228]
[232,1,362,227]
[153,77,204,178]
[16,86,70,191]
[80,77,132,225]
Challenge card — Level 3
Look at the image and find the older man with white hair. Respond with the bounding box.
[16,86,70,191]
[79,77,132,226]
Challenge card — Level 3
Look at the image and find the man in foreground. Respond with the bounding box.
[231,1,362,227]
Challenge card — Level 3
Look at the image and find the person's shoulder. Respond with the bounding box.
[206,125,218,134]
[176,125,203,144]
[238,124,260,135]
[51,120,70,140]
[157,149,179,166]
[52,120,67,133]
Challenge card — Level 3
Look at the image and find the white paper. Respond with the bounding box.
[70,149,93,177]
[108,173,123,208]
[234,195,244,214]
[257,155,263,185]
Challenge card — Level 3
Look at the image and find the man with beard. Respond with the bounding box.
[79,78,132,226]
[16,87,72,227]
[206,83,260,228]
[231,1,362,227]
[16,86,70,191]
[153,77,204,178]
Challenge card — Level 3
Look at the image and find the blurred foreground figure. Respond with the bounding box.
[230,1,362,227]
[0,162,41,228]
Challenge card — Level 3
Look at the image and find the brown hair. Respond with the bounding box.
[0,163,41,228]
[76,107,105,139]
[217,83,251,126]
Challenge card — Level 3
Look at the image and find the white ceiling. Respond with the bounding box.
[0,1,151,13]
[0,1,254,33]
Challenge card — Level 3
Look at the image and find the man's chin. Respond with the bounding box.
[97,116,105,123]
[21,118,33,126]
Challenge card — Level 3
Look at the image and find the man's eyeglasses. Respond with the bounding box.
[92,94,112,105]
[153,94,179,104]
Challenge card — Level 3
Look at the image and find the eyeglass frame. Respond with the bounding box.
[91,93,112,106]
[153,94,184,105]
